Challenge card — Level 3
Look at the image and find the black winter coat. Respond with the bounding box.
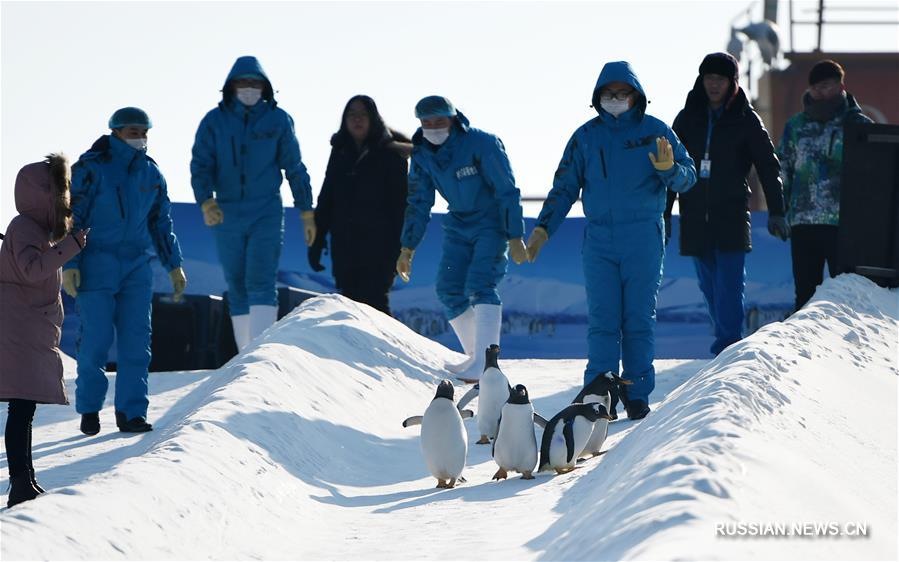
[666,83,785,256]
[312,132,409,281]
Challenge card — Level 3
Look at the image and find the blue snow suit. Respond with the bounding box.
[536,62,696,403]
[66,134,183,419]
[401,112,525,320]
[190,56,312,315]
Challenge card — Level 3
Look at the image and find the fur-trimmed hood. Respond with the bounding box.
[14,154,70,236]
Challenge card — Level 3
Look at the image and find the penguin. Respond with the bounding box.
[402,380,473,488]
[492,384,538,480]
[538,403,612,474]
[456,354,549,435]
[471,345,512,444]
[572,371,630,458]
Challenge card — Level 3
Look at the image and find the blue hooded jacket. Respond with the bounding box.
[401,112,525,249]
[537,61,696,235]
[66,134,183,271]
[190,56,313,210]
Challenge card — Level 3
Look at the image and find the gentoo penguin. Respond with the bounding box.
[538,403,612,474]
[572,371,630,458]
[492,384,538,480]
[471,345,511,444]
[402,380,472,488]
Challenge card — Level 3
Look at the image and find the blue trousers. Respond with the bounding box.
[75,250,153,419]
[583,220,664,403]
[436,224,508,320]
[693,248,746,356]
[213,198,284,315]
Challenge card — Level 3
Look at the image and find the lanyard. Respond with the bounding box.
[704,108,718,160]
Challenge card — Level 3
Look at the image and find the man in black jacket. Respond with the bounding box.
[666,52,789,356]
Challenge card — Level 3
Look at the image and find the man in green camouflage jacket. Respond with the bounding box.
[777,59,872,311]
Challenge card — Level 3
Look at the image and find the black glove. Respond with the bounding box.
[767,215,791,241]
[307,240,326,272]
[664,216,672,246]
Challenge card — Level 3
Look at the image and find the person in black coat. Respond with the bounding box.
[665,52,788,356]
[309,95,411,315]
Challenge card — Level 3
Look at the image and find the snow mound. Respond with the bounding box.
[2,276,896,560]
[533,274,897,560]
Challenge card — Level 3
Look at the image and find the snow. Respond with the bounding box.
[2,274,896,560]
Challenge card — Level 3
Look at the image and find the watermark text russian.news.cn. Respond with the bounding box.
[716,521,870,539]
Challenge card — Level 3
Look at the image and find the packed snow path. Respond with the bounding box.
[1,275,896,560]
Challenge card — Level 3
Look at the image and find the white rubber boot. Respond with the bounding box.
[231,314,251,351]
[249,304,278,342]
[446,307,475,373]
[456,304,502,384]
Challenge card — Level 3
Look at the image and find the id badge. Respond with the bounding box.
[700,159,712,178]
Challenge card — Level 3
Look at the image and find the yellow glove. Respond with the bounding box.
[509,238,528,265]
[526,227,549,263]
[396,247,414,283]
[648,137,674,171]
[62,269,80,298]
[201,198,224,226]
[169,267,187,303]
[301,210,316,247]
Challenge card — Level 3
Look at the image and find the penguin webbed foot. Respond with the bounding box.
[492,468,508,481]
[521,471,535,480]
[446,478,457,489]
[476,435,491,444]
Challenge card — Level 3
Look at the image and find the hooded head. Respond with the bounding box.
[592,61,647,118]
[14,154,72,243]
[223,56,275,105]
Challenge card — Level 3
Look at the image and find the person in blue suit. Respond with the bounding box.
[397,96,527,383]
[62,107,186,434]
[190,56,315,350]
[527,62,696,420]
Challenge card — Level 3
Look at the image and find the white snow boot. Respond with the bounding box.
[249,304,278,342]
[231,314,251,351]
[456,303,502,384]
[446,307,476,374]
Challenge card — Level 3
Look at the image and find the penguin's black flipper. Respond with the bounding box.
[533,413,548,428]
[402,415,423,427]
[456,384,479,411]
[563,419,576,464]
[459,409,475,419]
[538,418,555,472]
[492,413,502,457]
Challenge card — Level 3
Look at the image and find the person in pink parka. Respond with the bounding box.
[0,154,88,508]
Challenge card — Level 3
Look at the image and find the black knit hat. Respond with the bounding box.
[808,59,845,85]
[699,52,739,82]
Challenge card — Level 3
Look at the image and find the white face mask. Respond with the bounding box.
[422,127,450,145]
[236,87,262,106]
[125,138,147,151]
[601,99,631,118]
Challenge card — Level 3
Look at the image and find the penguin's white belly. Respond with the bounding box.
[477,369,509,439]
[582,420,609,456]
[493,404,537,473]
[581,393,611,456]
[421,399,467,480]
[548,417,595,469]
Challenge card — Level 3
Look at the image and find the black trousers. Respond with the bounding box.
[5,399,36,478]
[791,224,840,311]
[336,267,396,316]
